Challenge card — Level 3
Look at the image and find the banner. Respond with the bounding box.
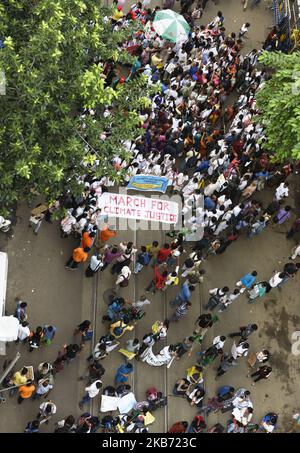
[98,192,179,224]
[127,175,169,193]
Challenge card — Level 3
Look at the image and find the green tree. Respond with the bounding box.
[256,51,300,162]
[0,0,156,216]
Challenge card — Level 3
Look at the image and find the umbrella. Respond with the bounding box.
[153,10,190,43]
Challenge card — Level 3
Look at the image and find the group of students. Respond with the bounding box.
[10,1,300,433]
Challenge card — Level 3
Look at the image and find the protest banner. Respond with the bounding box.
[98,192,179,224]
[127,175,169,193]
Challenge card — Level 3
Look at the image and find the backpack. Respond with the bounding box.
[186,154,198,168]
[120,278,129,288]
[113,326,124,336]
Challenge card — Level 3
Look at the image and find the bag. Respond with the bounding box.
[186,154,198,168]
[208,295,220,309]
[113,326,124,337]
[184,258,194,269]
[120,278,129,287]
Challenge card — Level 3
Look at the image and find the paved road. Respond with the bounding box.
[2,0,299,434]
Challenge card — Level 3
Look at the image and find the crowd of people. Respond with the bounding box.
[4,0,300,434]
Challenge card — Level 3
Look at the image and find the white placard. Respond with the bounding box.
[98,192,178,224]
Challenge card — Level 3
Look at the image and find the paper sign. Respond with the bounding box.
[98,192,178,224]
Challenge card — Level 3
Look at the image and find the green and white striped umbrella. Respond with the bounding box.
[153,10,190,43]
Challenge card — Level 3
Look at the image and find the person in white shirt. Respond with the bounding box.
[33,379,53,400]
[290,244,300,260]
[39,401,57,422]
[231,341,249,360]
[79,380,102,409]
[232,406,253,426]
[132,295,151,308]
[275,182,289,201]
[17,321,31,343]
[267,271,285,291]
[219,289,241,312]
[213,335,226,350]
[239,22,250,38]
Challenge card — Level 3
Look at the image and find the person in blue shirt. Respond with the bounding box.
[259,412,278,433]
[114,363,133,384]
[42,325,57,345]
[24,419,40,433]
[169,281,195,308]
[217,386,235,401]
[236,270,257,291]
[196,159,210,174]
[103,297,125,322]
[14,300,28,322]
[204,196,216,211]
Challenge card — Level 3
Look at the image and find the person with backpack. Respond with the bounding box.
[115,266,132,288]
[134,246,151,274]
[103,297,126,323]
[109,316,135,340]
[169,281,195,308]
[204,286,229,310]
[85,253,104,277]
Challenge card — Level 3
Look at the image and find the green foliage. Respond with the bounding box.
[256,51,300,162]
[0,0,155,216]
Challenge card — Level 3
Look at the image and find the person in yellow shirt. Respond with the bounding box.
[151,53,164,69]
[112,5,124,22]
[65,247,90,270]
[10,367,29,397]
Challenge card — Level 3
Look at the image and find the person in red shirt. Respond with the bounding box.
[145,266,168,293]
[168,421,188,433]
[155,243,171,265]
[65,247,90,270]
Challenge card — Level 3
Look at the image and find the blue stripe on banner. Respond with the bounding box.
[127,175,169,193]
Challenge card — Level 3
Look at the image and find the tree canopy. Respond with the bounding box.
[256,51,300,162]
[0,0,155,216]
